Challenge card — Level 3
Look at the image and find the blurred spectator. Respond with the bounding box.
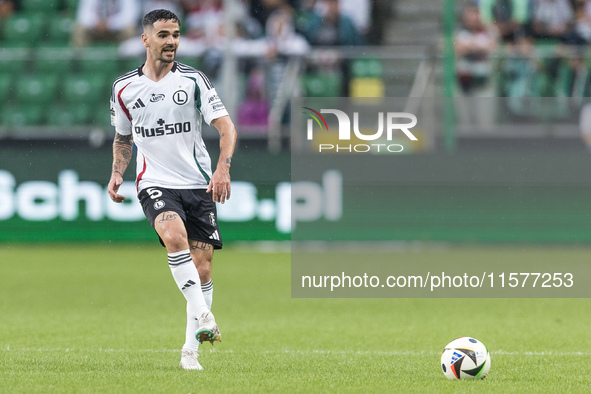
[184,0,225,44]
[479,0,530,43]
[119,0,266,60]
[456,4,498,94]
[261,5,308,109]
[479,0,538,105]
[564,0,591,44]
[365,0,389,44]
[237,67,270,132]
[0,0,18,18]
[183,0,227,78]
[298,0,362,97]
[579,101,591,149]
[563,45,588,99]
[249,0,299,28]
[183,0,264,49]
[336,0,371,37]
[296,0,370,39]
[142,0,191,19]
[527,0,574,106]
[182,0,264,78]
[264,5,309,56]
[300,0,363,45]
[72,0,141,48]
[456,4,498,130]
[295,0,316,35]
[530,0,573,40]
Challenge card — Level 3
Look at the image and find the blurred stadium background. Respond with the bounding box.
[2,1,591,392]
[1,0,590,243]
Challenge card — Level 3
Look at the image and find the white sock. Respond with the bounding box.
[183,279,214,352]
[202,279,213,310]
[168,250,209,318]
[183,302,200,351]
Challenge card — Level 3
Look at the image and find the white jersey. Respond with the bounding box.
[110,61,228,192]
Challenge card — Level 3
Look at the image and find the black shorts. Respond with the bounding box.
[138,187,222,249]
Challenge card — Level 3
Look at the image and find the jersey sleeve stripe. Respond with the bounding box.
[110,69,139,102]
[176,63,213,90]
[117,81,133,121]
[176,63,197,72]
[196,71,213,89]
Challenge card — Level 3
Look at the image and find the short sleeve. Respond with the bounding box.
[188,70,229,124]
[200,87,229,125]
[111,85,132,135]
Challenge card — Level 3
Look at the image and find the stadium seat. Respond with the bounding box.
[47,104,92,126]
[63,0,80,14]
[34,47,75,75]
[0,105,44,126]
[3,13,46,47]
[92,107,113,128]
[64,74,107,105]
[119,57,144,74]
[47,16,75,45]
[0,74,12,104]
[78,46,120,78]
[351,59,383,79]
[349,78,385,97]
[0,48,30,76]
[302,73,342,97]
[21,0,60,12]
[16,74,59,104]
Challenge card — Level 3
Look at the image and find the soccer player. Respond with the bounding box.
[107,9,237,371]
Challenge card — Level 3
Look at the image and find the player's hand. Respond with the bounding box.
[206,167,231,204]
[108,173,126,203]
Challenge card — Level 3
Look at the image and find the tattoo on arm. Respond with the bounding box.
[216,119,236,170]
[190,241,212,251]
[158,212,178,223]
[112,133,133,175]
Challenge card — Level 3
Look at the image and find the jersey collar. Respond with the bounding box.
[137,61,178,77]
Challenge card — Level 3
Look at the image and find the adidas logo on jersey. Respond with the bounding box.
[209,231,220,241]
[132,98,145,109]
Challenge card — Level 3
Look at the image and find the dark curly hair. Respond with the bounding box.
[142,9,181,30]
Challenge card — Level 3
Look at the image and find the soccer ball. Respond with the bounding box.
[440,337,491,380]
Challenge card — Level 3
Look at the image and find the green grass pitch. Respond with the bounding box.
[1,244,590,393]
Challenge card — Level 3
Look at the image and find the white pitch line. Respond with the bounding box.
[3,347,591,357]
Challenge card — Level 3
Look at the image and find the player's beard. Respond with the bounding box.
[159,46,176,63]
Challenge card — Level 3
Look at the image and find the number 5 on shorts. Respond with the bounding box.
[147,188,163,199]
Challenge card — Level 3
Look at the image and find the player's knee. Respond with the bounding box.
[161,231,187,251]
